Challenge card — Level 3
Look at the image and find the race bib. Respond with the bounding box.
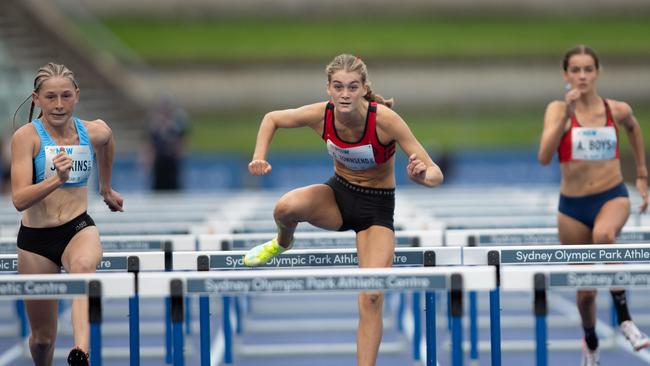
[44,145,93,183]
[572,126,617,160]
[326,140,377,171]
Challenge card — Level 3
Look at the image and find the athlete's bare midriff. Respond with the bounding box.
[333,158,395,188]
[560,159,623,197]
[22,187,88,228]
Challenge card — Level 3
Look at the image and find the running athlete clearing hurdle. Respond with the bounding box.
[243,54,443,365]
[538,45,649,365]
[11,63,123,366]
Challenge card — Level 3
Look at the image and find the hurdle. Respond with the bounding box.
[502,264,650,366]
[446,226,650,364]
[464,243,650,366]
[0,234,194,364]
[174,246,461,364]
[0,272,134,366]
[139,265,496,366]
[0,251,166,365]
[197,230,446,363]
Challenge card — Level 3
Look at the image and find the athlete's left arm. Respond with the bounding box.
[615,100,648,212]
[86,119,124,212]
[379,107,443,187]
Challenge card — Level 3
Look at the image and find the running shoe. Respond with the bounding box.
[67,347,89,366]
[243,238,293,267]
[581,340,600,366]
[620,320,650,351]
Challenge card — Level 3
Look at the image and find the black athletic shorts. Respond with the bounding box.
[324,174,395,233]
[17,212,96,267]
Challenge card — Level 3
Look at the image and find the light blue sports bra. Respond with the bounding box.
[32,118,94,187]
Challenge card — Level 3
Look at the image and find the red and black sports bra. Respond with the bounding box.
[322,101,395,170]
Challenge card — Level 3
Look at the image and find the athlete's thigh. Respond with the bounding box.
[356,226,395,268]
[18,248,60,274]
[557,213,592,245]
[278,184,342,231]
[17,248,59,333]
[61,226,102,273]
[593,197,630,241]
[24,298,58,335]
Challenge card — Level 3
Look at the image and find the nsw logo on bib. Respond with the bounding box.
[572,126,617,160]
[44,145,93,183]
[326,140,377,171]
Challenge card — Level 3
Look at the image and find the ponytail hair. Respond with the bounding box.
[325,54,394,109]
[364,85,393,109]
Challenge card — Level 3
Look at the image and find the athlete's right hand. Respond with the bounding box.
[248,159,272,176]
[53,148,72,183]
[564,88,581,116]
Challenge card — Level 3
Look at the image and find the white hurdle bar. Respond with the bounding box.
[463,243,650,366]
[139,266,496,366]
[502,264,650,366]
[0,273,134,366]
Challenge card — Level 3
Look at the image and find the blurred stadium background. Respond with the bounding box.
[1,0,649,192]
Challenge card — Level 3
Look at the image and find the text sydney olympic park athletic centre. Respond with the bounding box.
[187,275,447,294]
[502,248,650,264]
[219,252,414,268]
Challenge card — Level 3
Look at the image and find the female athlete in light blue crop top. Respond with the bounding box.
[10,62,123,366]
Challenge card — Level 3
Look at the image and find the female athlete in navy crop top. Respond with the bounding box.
[538,45,649,363]
[243,54,443,366]
[10,62,123,366]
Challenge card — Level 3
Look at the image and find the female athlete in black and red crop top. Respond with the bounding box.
[244,54,443,366]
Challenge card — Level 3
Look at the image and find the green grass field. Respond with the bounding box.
[190,107,650,154]
[89,16,650,63]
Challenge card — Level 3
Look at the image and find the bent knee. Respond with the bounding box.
[274,195,300,221]
[67,258,97,273]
